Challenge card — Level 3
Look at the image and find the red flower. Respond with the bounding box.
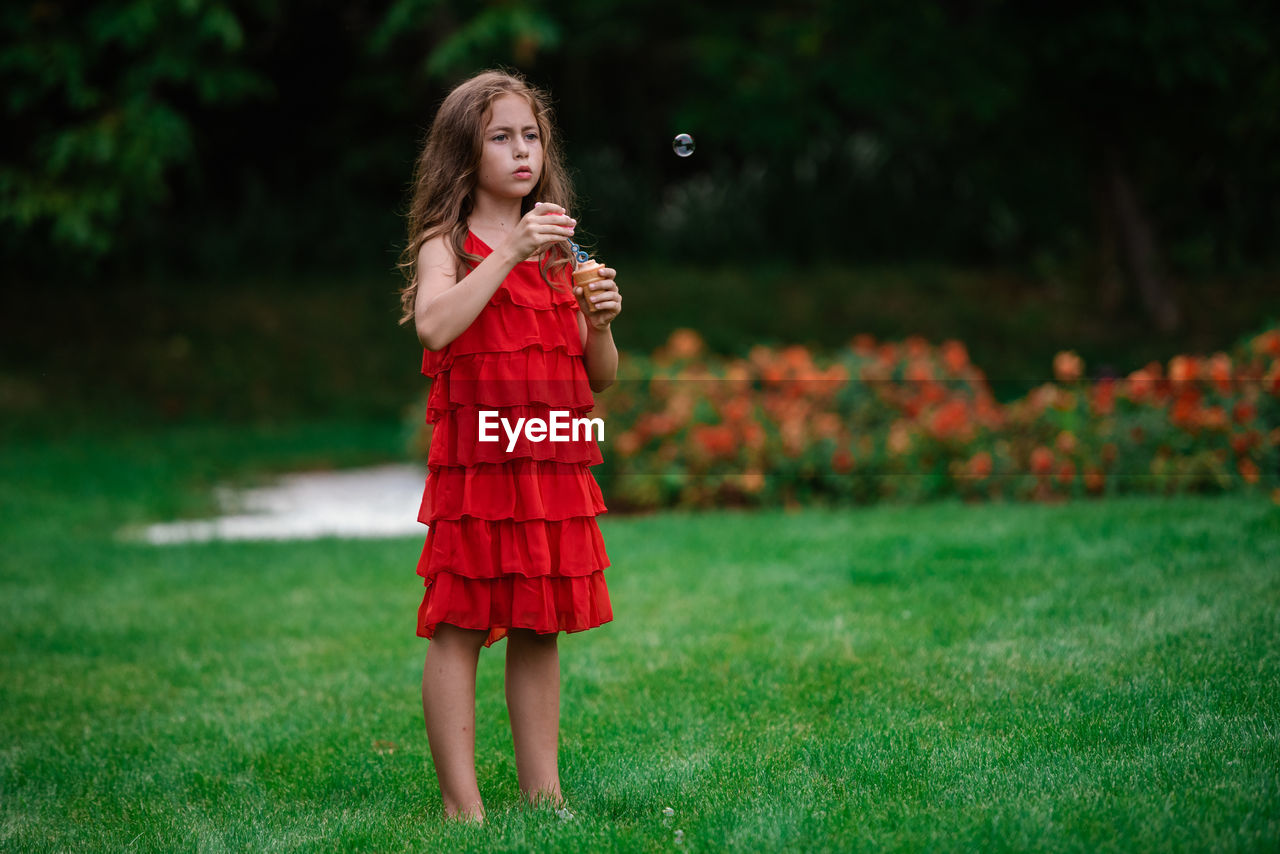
[832,447,855,473]
[967,451,993,478]
[941,340,969,375]
[722,397,752,422]
[1091,379,1116,416]
[1030,446,1055,476]
[691,423,737,458]
[1056,460,1076,486]
[930,399,970,440]
[1207,353,1233,395]
[1233,400,1256,425]
[1231,430,1261,456]
[1238,457,1260,484]
[1084,466,1105,493]
[1171,391,1201,428]
[1168,355,1198,384]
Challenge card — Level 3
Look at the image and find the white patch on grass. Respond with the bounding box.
[127,463,428,544]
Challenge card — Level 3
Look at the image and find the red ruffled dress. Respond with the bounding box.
[415,230,613,647]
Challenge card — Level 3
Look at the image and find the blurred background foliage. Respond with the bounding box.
[2,0,1279,435]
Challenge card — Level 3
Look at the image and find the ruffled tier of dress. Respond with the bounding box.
[420,280,583,377]
[425,346,595,421]
[416,571,613,648]
[416,235,612,648]
[420,459,607,522]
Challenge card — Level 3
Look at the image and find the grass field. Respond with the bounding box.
[2,419,1278,852]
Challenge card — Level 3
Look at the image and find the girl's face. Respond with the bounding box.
[475,93,543,202]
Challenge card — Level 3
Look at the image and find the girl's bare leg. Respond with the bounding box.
[505,627,565,808]
[423,623,489,822]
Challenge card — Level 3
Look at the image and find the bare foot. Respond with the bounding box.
[444,805,486,824]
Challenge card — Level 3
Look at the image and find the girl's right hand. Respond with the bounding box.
[505,202,576,262]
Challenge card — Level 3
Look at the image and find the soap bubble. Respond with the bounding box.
[672,133,696,157]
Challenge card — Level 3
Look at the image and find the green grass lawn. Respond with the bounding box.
[2,419,1278,852]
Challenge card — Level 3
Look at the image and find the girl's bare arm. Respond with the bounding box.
[414,234,519,351]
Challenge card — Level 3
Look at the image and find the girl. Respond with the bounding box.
[395,69,622,824]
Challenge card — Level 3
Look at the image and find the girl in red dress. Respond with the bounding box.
[395,69,621,824]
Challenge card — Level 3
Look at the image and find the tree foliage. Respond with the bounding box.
[4,0,1279,311]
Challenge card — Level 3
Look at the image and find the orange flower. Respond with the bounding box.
[888,421,912,456]
[1030,446,1055,476]
[1126,362,1164,402]
[1233,400,1256,425]
[1171,392,1201,428]
[781,345,812,371]
[739,470,766,493]
[1056,459,1076,486]
[781,419,807,457]
[1084,465,1105,493]
[1199,405,1228,431]
[691,423,736,458]
[1168,354,1198,384]
[906,359,935,384]
[1251,329,1280,358]
[1207,353,1233,394]
[1238,457,1260,484]
[748,344,775,370]
[722,397,753,422]
[814,412,842,439]
[851,333,878,355]
[667,328,704,360]
[904,335,930,360]
[615,430,641,456]
[1055,430,1077,455]
[941,340,969,375]
[930,399,970,440]
[725,360,752,384]
[1053,350,1084,383]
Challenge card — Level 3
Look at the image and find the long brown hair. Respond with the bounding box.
[395,68,577,326]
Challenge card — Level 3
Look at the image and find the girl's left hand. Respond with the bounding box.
[575,266,622,330]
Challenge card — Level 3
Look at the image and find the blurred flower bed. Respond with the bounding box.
[408,323,1280,510]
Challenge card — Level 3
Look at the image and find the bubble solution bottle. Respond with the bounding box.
[569,240,604,313]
